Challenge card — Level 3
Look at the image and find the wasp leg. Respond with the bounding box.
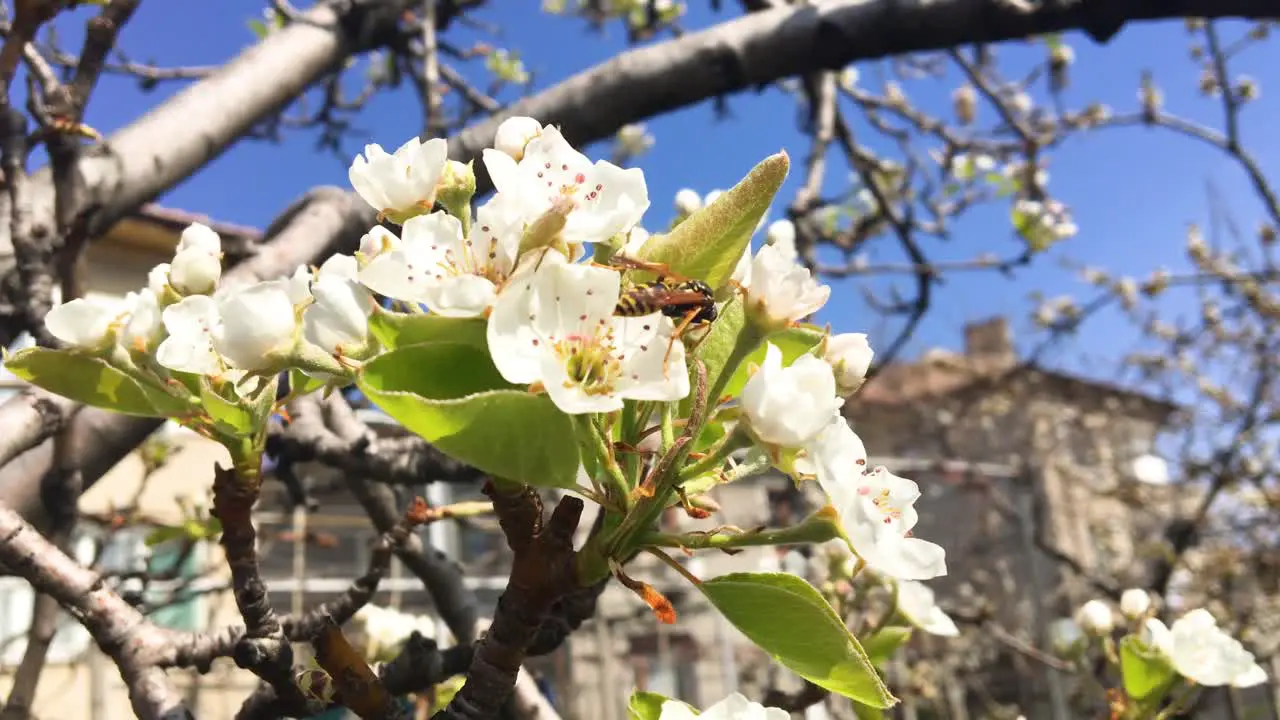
[663,308,704,378]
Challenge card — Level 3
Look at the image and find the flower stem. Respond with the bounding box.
[639,511,841,551]
[678,424,751,480]
[576,415,630,509]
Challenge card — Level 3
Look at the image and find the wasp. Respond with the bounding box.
[608,255,718,374]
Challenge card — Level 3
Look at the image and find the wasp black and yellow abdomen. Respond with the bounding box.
[615,281,669,317]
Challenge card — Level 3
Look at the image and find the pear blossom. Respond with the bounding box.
[623,226,650,256]
[740,343,843,448]
[356,226,400,265]
[764,219,798,262]
[895,580,959,637]
[148,263,172,297]
[1120,588,1152,619]
[823,333,874,395]
[1048,617,1085,656]
[492,116,543,161]
[169,223,223,296]
[1143,611,1268,687]
[360,201,521,317]
[120,290,164,352]
[44,298,121,350]
[208,281,300,372]
[1076,599,1114,635]
[730,244,753,288]
[703,189,725,206]
[482,125,649,246]
[348,137,449,220]
[176,222,221,255]
[156,296,223,376]
[352,604,436,664]
[744,244,830,330]
[304,255,377,357]
[810,419,947,580]
[485,250,688,414]
[674,188,702,216]
[616,123,654,156]
[659,693,788,720]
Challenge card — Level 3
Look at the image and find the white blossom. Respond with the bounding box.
[895,580,959,636]
[360,201,521,318]
[674,188,702,216]
[121,290,164,353]
[348,137,449,218]
[148,263,171,297]
[744,244,830,329]
[303,255,376,357]
[1048,618,1085,656]
[810,419,947,580]
[485,250,688,414]
[703,189,725,206]
[212,281,299,371]
[357,226,400,265]
[823,333,874,395]
[156,296,223,376]
[616,123,654,156]
[1120,588,1152,619]
[1143,611,1267,687]
[623,226,650,256]
[764,219,798,262]
[740,344,843,448]
[492,116,543,161]
[44,298,121,350]
[1076,599,1114,635]
[352,604,436,664]
[169,223,223,296]
[659,693,788,720]
[176,222,221,255]
[482,125,649,246]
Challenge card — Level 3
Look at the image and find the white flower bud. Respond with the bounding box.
[493,116,543,161]
[211,282,299,371]
[169,248,222,295]
[674,188,703,216]
[823,333,874,395]
[1120,588,1152,619]
[176,222,221,256]
[1076,599,1115,635]
[148,263,171,297]
[1048,617,1085,656]
[740,343,844,449]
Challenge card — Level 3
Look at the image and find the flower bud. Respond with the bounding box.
[952,85,977,125]
[741,343,844,449]
[148,263,171,297]
[357,226,400,267]
[1048,617,1085,657]
[436,159,476,221]
[493,116,543,161]
[1120,588,1152,619]
[211,281,299,371]
[1076,599,1115,636]
[823,333,874,396]
[673,188,702,216]
[169,248,222,295]
[176,223,221,256]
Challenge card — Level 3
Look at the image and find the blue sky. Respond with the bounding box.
[45,3,1280,384]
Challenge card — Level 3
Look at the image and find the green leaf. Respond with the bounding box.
[638,153,789,290]
[4,347,190,417]
[200,378,255,434]
[686,300,750,417]
[627,691,686,719]
[1119,635,1176,701]
[247,18,267,38]
[862,626,913,667]
[288,368,327,398]
[852,704,888,720]
[145,526,186,547]
[719,322,826,400]
[700,572,896,708]
[368,309,488,352]
[357,343,580,489]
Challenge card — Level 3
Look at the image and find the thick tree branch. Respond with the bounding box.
[0,505,191,720]
[437,485,583,720]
